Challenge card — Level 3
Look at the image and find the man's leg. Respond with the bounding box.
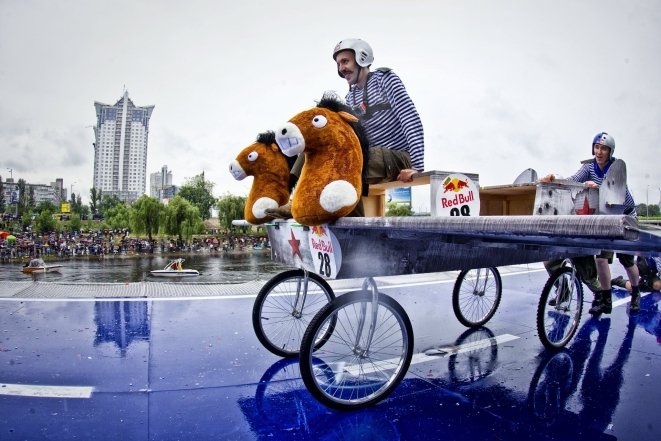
[592,252,613,314]
[366,147,412,185]
[619,254,641,313]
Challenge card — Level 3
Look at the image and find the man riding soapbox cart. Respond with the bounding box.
[229,102,660,410]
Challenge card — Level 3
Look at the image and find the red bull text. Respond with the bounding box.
[441,190,475,208]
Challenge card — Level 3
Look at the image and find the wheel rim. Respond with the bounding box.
[542,273,581,347]
[457,268,500,324]
[307,300,409,406]
[259,276,333,354]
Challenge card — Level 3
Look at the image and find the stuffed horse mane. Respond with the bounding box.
[316,93,370,186]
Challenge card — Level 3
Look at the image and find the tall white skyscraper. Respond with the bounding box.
[93,91,154,203]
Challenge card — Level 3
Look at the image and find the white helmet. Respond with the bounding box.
[592,132,615,158]
[333,39,374,78]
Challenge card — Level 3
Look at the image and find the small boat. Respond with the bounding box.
[150,258,199,277]
[22,258,63,274]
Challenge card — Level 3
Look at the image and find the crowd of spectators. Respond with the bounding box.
[0,228,269,262]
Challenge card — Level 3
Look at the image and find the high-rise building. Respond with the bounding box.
[149,165,178,201]
[93,91,154,203]
[149,165,173,198]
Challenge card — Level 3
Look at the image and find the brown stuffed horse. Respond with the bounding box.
[229,132,293,225]
[275,94,369,226]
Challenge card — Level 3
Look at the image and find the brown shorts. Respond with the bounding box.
[597,251,635,268]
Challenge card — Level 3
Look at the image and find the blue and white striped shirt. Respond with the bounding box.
[567,159,637,216]
[345,69,425,171]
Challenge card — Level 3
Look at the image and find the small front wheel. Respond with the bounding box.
[537,267,584,349]
[252,270,335,357]
[300,290,414,410]
[452,267,502,327]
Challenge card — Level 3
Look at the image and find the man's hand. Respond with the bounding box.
[397,169,419,183]
[538,174,555,183]
[584,181,599,188]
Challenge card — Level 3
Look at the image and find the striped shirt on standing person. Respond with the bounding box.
[344,69,425,172]
[567,159,637,217]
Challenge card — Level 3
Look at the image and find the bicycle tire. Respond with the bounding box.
[537,267,583,349]
[452,267,502,327]
[253,269,335,357]
[300,290,414,410]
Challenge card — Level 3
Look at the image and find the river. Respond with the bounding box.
[0,252,291,284]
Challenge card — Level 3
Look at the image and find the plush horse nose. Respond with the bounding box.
[229,160,247,180]
[275,122,305,157]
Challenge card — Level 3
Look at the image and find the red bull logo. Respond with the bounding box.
[311,225,328,237]
[443,177,470,193]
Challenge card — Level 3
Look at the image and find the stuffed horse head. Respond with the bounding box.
[275,93,369,226]
[229,131,293,224]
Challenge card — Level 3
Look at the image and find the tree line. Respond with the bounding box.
[1,173,247,240]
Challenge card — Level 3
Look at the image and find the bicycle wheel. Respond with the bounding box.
[253,270,335,357]
[452,267,502,327]
[299,290,414,410]
[537,267,584,349]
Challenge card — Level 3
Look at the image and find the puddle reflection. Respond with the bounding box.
[94,301,150,355]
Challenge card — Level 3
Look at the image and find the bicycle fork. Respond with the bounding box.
[291,270,310,319]
[352,277,380,358]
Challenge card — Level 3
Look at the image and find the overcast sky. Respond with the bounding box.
[1,0,659,211]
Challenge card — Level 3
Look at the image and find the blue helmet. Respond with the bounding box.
[592,132,615,159]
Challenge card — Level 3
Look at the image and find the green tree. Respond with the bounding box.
[216,193,247,228]
[385,204,412,216]
[178,173,216,220]
[35,200,58,214]
[69,192,83,215]
[27,186,35,212]
[0,180,4,213]
[130,195,164,241]
[89,187,102,214]
[161,196,205,241]
[80,204,90,219]
[69,213,82,231]
[98,194,122,216]
[104,202,131,229]
[34,209,58,233]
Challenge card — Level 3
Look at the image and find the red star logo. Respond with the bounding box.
[575,196,596,215]
[288,230,303,260]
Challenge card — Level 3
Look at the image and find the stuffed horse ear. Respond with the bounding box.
[337,111,359,123]
[275,95,367,226]
[229,132,291,224]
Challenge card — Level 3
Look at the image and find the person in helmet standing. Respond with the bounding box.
[539,132,641,314]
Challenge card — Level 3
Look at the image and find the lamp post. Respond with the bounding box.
[71,182,76,200]
[647,185,649,219]
[6,168,12,180]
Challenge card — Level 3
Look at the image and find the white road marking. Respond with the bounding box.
[612,291,651,308]
[341,334,520,376]
[0,384,93,398]
[0,268,547,302]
